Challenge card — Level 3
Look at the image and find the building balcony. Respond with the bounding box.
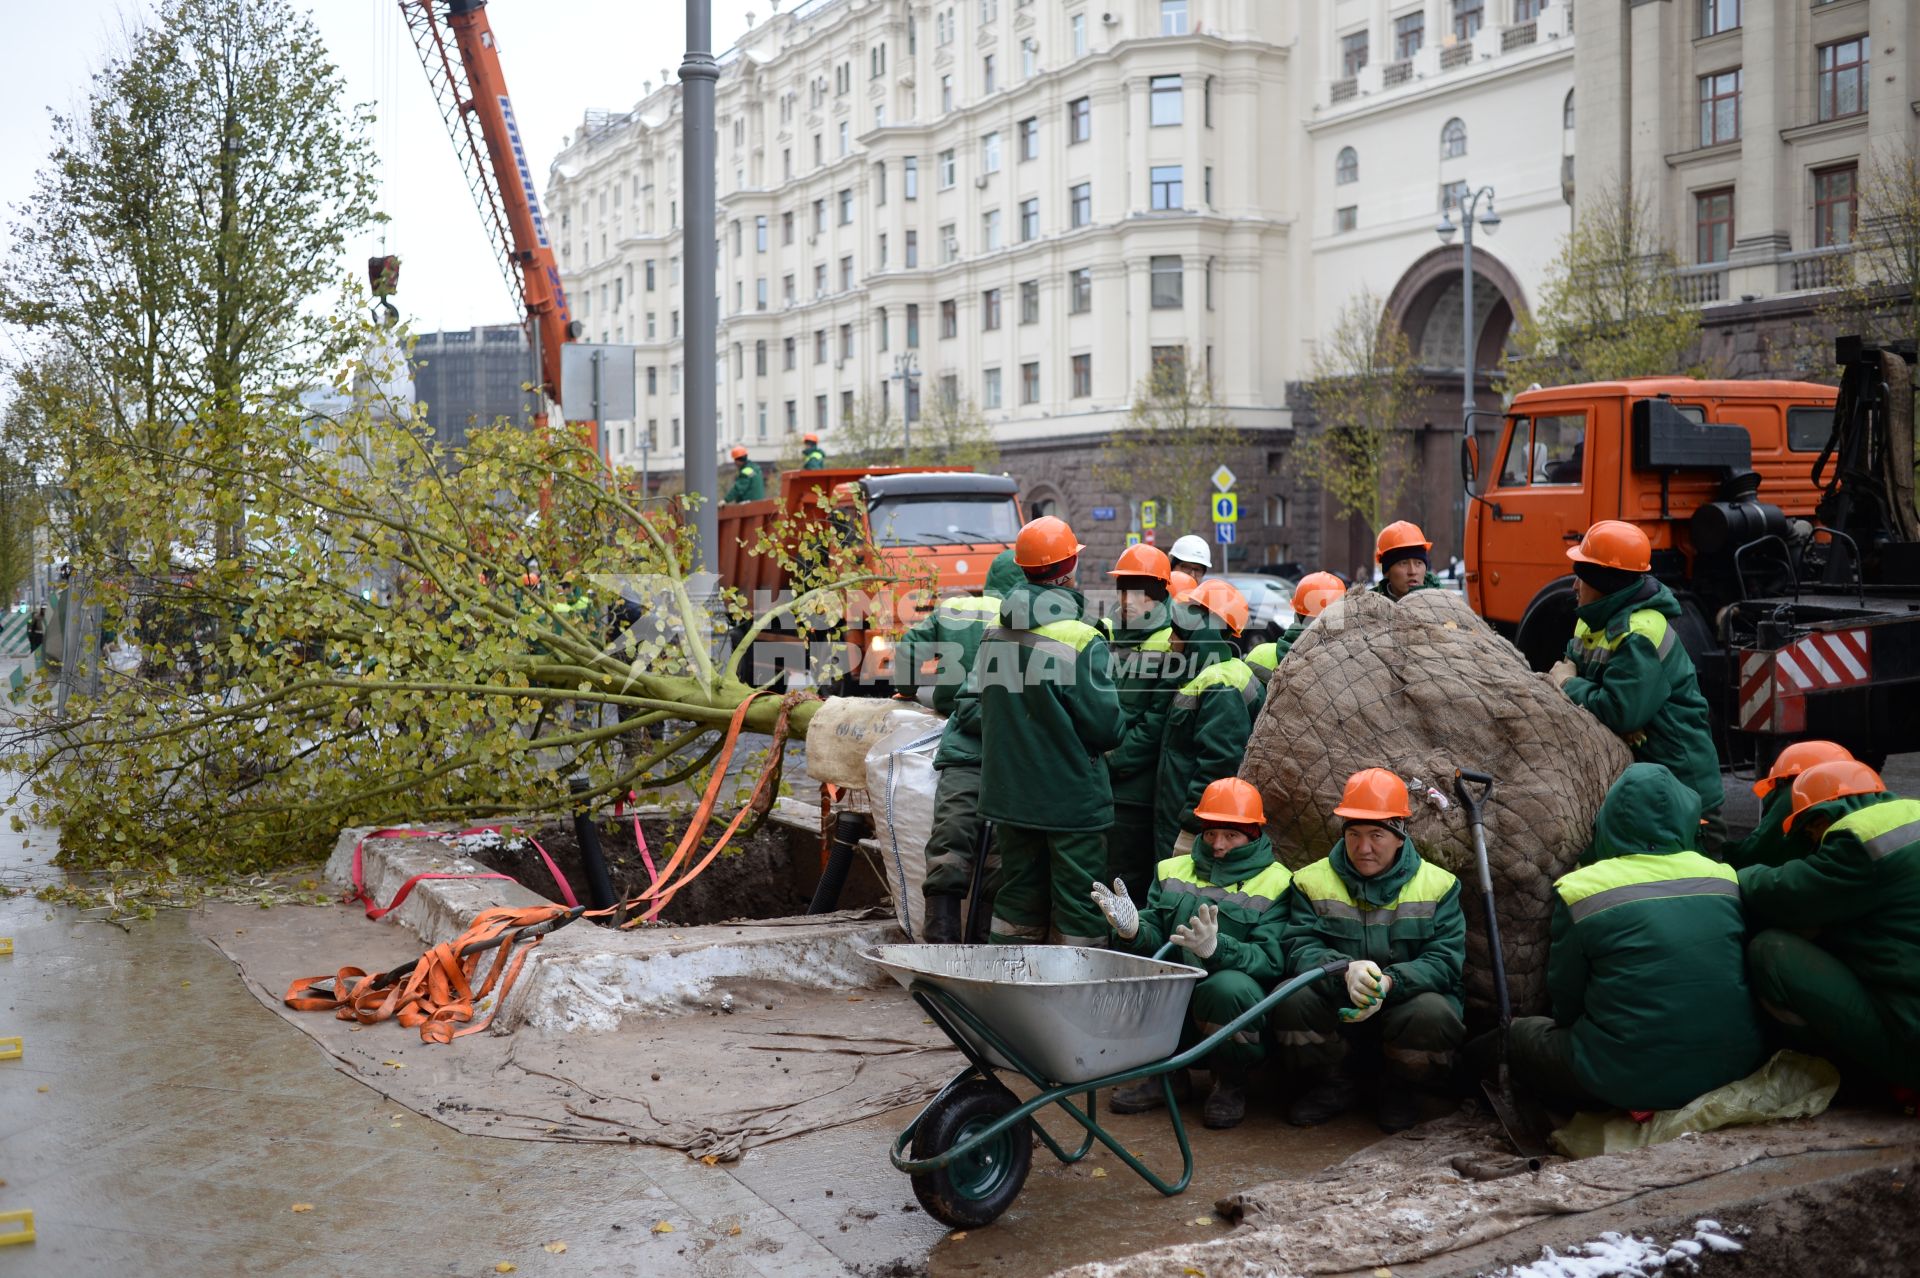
[1778,245,1855,294]
[1502,21,1538,52]
[1675,263,1727,306]
[1330,77,1358,104]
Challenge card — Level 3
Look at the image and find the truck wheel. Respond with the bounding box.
[909,1077,1032,1229]
[1514,581,1581,672]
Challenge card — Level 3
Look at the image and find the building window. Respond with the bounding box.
[839,188,854,224]
[1072,12,1088,56]
[1019,197,1040,241]
[941,222,959,262]
[980,0,997,25]
[937,373,959,410]
[941,74,954,113]
[783,273,796,304]
[904,155,919,199]
[1068,96,1091,144]
[1150,165,1183,210]
[1695,187,1734,264]
[1817,37,1869,122]
[1069,267,1092,313]
[840,255,855,291]
[982,208,1002,250]
[1441,117,1467,158]
[1161,0,1188,35]
[1335,146,1358,185]
[938,149,957,189]
[672,417,681,447]
[813,199,826,235]
[1699,0,1739,38]
[1563,90,1575,130]
[1018,116,1039,161]
[1069,182,1092,227]
[840,323,853,360]
[839,121,850,155]
[1152,345,1185,382]
[982,287,1002,330]
[1453,0,1483,41]
[1514,0,1545,20]
[645,258,656,290]
[784,336,797,370]
[755,215,769,252]
[1021,38,1038,79]
[815,329,829,363]
[982,131,1002,174]
[785,400,797,434]
[941,299,958,338]
[781,211,795,245]
[756,277,768,310]
[1336,205,1358,233]
[936,6,953,44]
[906,303,921,347]
[982,366,1003,409]
[1698,69,1741,146]
[905,229,919,267]
[1340,31,1369,78]
[1439,179,1469,213]
[1813,164,1857,248]
[1071,353,1092,398]
[646,312,657,339]
[1149,75,1183,127]
[1150,256,1183,309]
[878,232,889,269]
[1020,279,1040,324]
[872,41,887,79]
[983,54,997,94]
[757,402,768,439]
[815,394,829,431]
[877,306,890,351]
[1204,166,1213,205]
[813,263,827,295]
[1014,362,1037,404]
[1394,11,1424,60]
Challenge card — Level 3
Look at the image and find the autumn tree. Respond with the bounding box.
[824,390,1000,471]
[1093,360,1243,534]
[1807,143,1920,367]
[1293,289,1424,535]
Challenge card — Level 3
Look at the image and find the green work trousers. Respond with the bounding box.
[1184,969,1268,1072]
[1506,1016,1611,1113]
[988,824,1109,947]
[1747,930,1920,1089]
[1269,983,1464,1084]
[922,763,988,899]
[1106,801,1160,902]
[1698,808,1728,860]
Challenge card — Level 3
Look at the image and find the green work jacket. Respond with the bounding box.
[1106,601,1178,808]
[1121,835,1292,985]
[1283,837,1466,1015]
[723,463,765,503]
[1563,578,1722,814]
[1549,763,1765,1110]
[1725,783,1807,871]
[1740,792,1920,1048]
[897,551,1025,769]
[974,582,1125,831]
[801,447,827,469]
[1154,635,1260,855]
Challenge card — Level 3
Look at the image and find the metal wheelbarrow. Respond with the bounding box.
[867,943,1349,1228]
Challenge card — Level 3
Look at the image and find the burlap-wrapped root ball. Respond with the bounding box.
[1241,587,1631,1021]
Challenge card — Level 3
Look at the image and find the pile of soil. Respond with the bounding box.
[466,814,807,926]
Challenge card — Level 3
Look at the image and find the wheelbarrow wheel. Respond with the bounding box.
[910,1077,1032,1229]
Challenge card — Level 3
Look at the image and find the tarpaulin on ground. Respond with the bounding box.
[1552,1050,1841,1158]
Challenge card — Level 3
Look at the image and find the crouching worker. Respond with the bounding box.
[1275,768,1466,1133]
[1507,763,1765,1114]
[1090,778,1291,1130]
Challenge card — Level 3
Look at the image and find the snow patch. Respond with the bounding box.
[1493,1221,1745,1277]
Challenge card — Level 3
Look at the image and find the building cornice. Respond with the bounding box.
[1306,44,1572,132]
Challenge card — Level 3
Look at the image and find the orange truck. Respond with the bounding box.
[717,466,1022,692]
[1464,337,1920,768]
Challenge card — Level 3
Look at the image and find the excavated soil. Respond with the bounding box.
[1702,1156,1920,1275]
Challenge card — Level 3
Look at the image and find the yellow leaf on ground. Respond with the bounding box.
[1090,1168,1108,1179]
[180,980,190,988]
[495,1264,517,1274]
[728,1224,742,1237]
[1374,1269,1393,1277]
[1191,1215,1215,1226]
[543,1241,567,1253]
[700,1154,720,1166]
[1185,1269,1205,1277]
[652,1221,674,1234]
[290,1204,314,1213]
[949,1232,967,1241]
[381,1059,406,1068]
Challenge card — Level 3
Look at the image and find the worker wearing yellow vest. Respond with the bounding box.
[1092,779,1293,1129]
[1740,760,1920,1090]
[723,445,765,502]
[1372,522,1444,601]
[800,432,827,469]
[1274,768,1467,1133]
[1103,543,1180,900]
[1245,570,1346,688]
[1154,577,1262,858]
[973,517,1126,946]
[1728,740,1853,871]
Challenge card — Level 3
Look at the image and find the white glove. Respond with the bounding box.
[1340,968,1394,1023]
[1344,960,1384,1006]
[1169,903,1220,961]
[1090,877,1138,939]
[1548,659,1577,690]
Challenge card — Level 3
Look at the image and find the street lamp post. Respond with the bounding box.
[891,353,921,462]
[681,0,719,573]
[1436,185,1500,571]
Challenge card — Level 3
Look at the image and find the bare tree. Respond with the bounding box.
[1093,360,1242,534]
[1294,289,1424,536]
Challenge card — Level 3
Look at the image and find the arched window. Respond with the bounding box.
[1563,90,1575,130]
[1335,146,1359,185]
[1441,117,1467,158]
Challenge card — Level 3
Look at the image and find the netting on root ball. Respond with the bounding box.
[1241,587,1631,1020]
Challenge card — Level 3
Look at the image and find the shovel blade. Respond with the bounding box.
[1481,1078,1552,1160]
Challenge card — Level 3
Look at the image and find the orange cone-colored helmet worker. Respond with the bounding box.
[1169,569,1199,601]
[1783,760,1886,832]
[1291,571,1346,619]
[730,445,750,461]
[1334,768,1412,823]
[1567,520,1652,573]
[1108,543,1172,582]
[1375,521,1432,564]
[1193,777,1266,827]
[1013,515,1084,572]
[802,432,819,445]
[1753,740,1854,799]
[1185,578,1250,636]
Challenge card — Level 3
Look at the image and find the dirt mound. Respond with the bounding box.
[1241,587,1631,1018]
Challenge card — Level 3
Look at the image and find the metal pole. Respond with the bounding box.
[1459,201,1475,574]
[591,349,604,465]
[681,1,719,574]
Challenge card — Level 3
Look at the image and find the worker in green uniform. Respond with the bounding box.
[1505,763,1766,1113]
[974,516,1125,946]
[800,432,827,470]
[723,445,765,502]
[1371,522,1444,600]
[1741,760,1920,1090]
[1727,740,1853,871]
[1092,778,1293,1129]
[1102,543,1180,900]
[1549,520,1724,852]
[1244,571,1345,688]
[1154,577,1260,859]
[1275,768,1467,1133]
[899,550,1028,943]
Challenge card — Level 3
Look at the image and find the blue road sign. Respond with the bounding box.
[1215,522,1236,545]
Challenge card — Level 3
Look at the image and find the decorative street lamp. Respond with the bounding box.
[891,352,922,461]
[1436,185,1500,565]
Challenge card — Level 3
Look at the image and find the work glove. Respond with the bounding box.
[1344,959,1385,1006]
[1090,878,1139,940]
[1548,659,1577,690]
[1169,903,1219,961]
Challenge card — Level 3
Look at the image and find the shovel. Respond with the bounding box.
[1454,767,1550,1163]
[962,818,995,945]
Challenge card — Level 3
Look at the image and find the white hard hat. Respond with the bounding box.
[1169,535,1212,571]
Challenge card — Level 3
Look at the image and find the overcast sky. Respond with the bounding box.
[2,0,759,353]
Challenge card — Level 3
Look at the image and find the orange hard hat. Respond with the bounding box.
[1169,570,1199,601]
[1753,740,1854,799]
[1108,543,1172,582]
[1333,767,1412,822]
[1783,759,1886,832]
[1291,571,1346,619]
[1185,578,1250,636]
[1375,521,1431,563]
[803,432,819,444]
[1566,520,1652,573]
[1193,777,1266,827]
[730,445,750,461]
[1013,515,1084,569]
